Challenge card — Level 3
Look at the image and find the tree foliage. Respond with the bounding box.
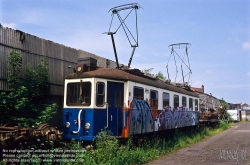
[220,98,228,110]
[142,68,167,81]
[156,71,166,80]
[0,50,57,127]
[219,98,233,122]
[142,68,154,74]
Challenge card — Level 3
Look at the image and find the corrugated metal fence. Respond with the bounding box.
[0,26,117,128]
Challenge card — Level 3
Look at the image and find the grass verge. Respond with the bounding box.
[0,121,232,165]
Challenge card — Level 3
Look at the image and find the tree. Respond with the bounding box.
[156,71,166,80]
[0,50,57,127]
[219,98,231,122]
[220,98,228,110]
[142,68,154,74]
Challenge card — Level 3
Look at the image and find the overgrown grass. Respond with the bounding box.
[0,121,232,165]
[71,121,231,165]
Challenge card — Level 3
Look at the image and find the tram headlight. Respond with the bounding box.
[65,122,70,128]
[85,123,90,130]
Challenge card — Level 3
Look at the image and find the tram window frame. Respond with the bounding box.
[189,98,193,110]
[174,94,179,109]
[195,99,198,111]
[96,82,105,106]
[66,81,92,106]
[163,92,170,107]
[133,86,144,100]
[182,96,187,107]
[150,90,158,108]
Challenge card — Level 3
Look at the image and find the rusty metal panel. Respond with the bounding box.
[0,27,109,96]
[0,46,7,79]
[0,28,9,90]
[0,26,3,44]
[55,44,60,85]
[3,27,6,45]
[0,80,8,91]
[0,29,9,90]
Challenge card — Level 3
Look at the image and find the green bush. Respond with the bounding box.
[0,50,56,127]
[219,121,229,130]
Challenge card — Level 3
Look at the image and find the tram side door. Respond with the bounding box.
[107,81,124,136]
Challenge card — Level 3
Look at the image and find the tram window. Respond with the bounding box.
[133,86,144,100]
[66,81,91,106]
[150,90,158,108]
[96,82,105,106]
[182,96,187,107]
[189,98,193,110]
[195,99,198,111]
[174,95,179,109]
[114,83,124,107]
[163,92,169,107]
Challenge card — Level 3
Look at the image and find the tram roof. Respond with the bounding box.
[65,68,198,97]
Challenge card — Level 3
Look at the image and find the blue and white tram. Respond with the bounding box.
[62,58,200,141]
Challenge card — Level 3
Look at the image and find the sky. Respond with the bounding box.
[1,0,250,104]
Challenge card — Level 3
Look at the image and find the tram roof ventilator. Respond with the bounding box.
[75,57,97,73]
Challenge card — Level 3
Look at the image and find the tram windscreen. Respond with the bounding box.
[66,82,91,106]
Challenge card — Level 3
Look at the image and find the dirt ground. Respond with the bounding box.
[145,122,250,165]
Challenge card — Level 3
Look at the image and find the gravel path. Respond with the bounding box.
[145,122,250,165]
